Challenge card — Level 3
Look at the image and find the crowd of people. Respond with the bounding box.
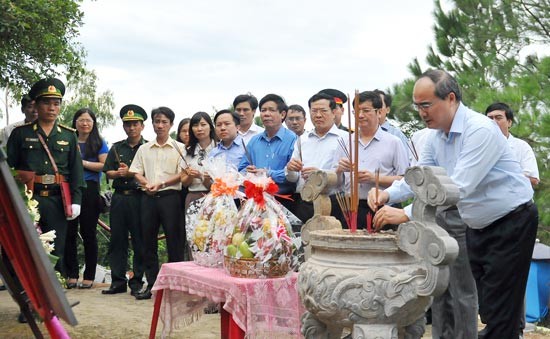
[0,69,541,338]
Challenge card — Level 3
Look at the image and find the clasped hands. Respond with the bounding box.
[336,158,378,183]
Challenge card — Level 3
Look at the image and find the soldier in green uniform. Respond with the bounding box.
[101,105,148,296]
[7,78,86,275]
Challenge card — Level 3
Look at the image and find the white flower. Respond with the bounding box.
[39,230,56,254]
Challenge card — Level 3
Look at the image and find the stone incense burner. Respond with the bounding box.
[298,166,459,339]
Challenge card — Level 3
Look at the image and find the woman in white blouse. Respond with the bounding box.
[180,111,217,210]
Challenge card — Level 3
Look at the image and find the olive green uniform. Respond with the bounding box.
[6,121,85,274]
[103,138,146,293]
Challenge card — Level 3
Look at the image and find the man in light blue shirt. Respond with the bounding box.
[369,69,538,339]
[238,94,297,209]
[209,109,245,169]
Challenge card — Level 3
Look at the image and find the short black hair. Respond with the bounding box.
[21,94,32,108]
[354,91,383,109]
[419,69,462,102]
[288,104,306,117]
[259,94,288,113]
[233,94,258,111]
[151,106,175,123]
[308,93,336,109]
[214,109,240,125]
[485,102,514,121]
[373,89,392,107]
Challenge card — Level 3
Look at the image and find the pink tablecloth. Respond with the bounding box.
[152,262,304,338]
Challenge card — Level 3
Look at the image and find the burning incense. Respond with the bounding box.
[407,138,419,162]
[350,90,360,233]
[297,137,303,162]
[172,139,190,168]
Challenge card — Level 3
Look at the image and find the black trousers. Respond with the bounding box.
[141,190,184,287]
[66,180,100,281]
[108,192,144,291]
[34,193,68,275]
[467,201,538,339]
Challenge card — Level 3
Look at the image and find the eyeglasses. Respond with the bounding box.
[411,102,436,111]
[286,116,304,122]
[197,149,206,166]
[310,109,331,115]
[354,108,378,115]
[76,118,93,124]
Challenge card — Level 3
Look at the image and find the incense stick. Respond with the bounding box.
[297,137,303,162]
[241,139,253,165]
[113,146,121,165]
[407,138,419,162]
[172,139,190,168]
[350,90,360,233]
[375,167,380,208]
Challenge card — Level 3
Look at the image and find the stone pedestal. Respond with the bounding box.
[298,166,460,339]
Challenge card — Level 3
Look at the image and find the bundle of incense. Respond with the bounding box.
[349,90,360,233]
[335,191,352,229]
[241,139,253,165]
[113,146,122,165]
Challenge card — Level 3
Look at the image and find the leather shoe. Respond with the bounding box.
[18,312,27,324]
[102,286,127,295]
[0,285,7,291]
[135,289,152,300]
[130,289,141,297]
[66,282,77,289]
[78,281,93,289]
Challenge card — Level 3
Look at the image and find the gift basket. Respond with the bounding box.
[224,173,301,278]
[186,157,241,267]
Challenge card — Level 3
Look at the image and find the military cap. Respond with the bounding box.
[319,88,347,105]
[120,104,147,121]
[29,78,65,100]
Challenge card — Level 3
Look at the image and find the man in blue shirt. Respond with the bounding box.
[238,94,296,209]
[209,109,245,168]
[369,69,538,339]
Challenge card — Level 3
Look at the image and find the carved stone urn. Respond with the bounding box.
[298,166,460,339]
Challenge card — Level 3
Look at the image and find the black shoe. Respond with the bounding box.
[130,289,141,297]
[102,286,127,295]
[0,285,7,291]
[18,312,27,324]
[135,288,152,300]
[78,281,93,289]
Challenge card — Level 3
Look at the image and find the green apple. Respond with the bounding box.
[239,242,254,259]
[232,232,245,246]
[226,244,238,257]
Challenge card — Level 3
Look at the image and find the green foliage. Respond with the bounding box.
[0,0,86,96]
[389,0,550,238]
[58,69,116,132]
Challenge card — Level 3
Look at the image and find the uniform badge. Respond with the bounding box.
[57,140,69,146]
[127,110,134,117]
[48,85,57,93]
[25,137,39,142]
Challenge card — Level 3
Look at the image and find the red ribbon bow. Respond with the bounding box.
[243,179,279,207]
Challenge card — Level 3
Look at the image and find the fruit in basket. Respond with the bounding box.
[231,232,245,246]
[226,244,238,257]
[239,242,254,258]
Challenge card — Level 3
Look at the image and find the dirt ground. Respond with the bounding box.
[0,283,549,338]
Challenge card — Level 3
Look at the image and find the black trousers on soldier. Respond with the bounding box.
[108,192,144,291]
[467,201,538,339]
[34,193,68,276]
[141,190,184,287]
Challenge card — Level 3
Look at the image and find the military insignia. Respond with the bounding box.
[127,110,135,117]
[57,140,69,146]
[48,85,57,93]
[25,137,39,142]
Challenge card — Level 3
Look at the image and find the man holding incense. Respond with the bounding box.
[209,109,245,168]
[285,93,348,224]
[238,93,296,210]
[333,90,408,231]
[319,88,350,132]
[369,69,537,339]
[101,105,147,297]
[129,106,185,300]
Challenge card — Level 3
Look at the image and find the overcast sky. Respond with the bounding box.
[20,0,439,142]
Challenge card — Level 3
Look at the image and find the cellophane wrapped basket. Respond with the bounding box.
[188,157,241,267]
[224,173,301,278]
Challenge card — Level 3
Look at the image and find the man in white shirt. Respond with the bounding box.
[286,93,348,223]
[0,94,37,147]
[233,93,264,145]
[485,102,539,187]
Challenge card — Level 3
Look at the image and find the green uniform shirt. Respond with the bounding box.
[6,121,86,204]
[103,137,146,190]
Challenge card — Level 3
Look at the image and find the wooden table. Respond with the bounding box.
[149,262,304,338]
